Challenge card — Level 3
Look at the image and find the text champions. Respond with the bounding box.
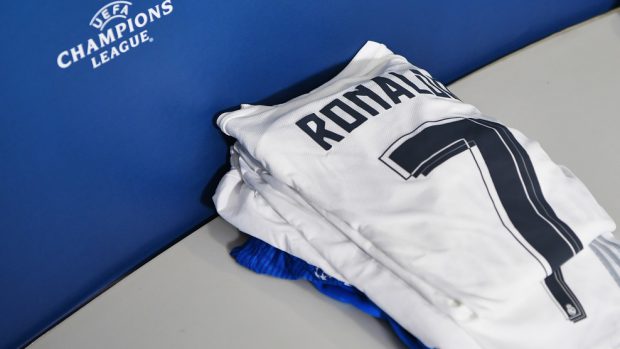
[57,0,173,69]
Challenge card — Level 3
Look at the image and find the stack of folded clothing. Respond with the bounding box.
[213,41,620,349]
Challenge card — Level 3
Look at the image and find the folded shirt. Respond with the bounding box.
[213,41,618,348]
[216,156,620,348]
[231,235,430,349]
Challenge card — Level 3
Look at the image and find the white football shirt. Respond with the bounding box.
[214,41,618,348]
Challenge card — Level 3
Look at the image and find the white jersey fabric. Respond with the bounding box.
[213,41,618,348]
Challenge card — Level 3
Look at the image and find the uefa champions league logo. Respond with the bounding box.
[57,0,173,70]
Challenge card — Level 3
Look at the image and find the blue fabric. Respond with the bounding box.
[1,1,616,347]
[231,236,431,349]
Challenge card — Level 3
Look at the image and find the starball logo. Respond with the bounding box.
[57,0,173,70]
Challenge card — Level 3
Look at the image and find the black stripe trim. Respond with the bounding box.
[414,139,471,177]
[544,268,587,322]
[475,119,583,253]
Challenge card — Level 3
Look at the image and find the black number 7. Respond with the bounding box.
[379,117,586,322]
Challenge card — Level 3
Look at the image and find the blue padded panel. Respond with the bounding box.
[0,1,616,348]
